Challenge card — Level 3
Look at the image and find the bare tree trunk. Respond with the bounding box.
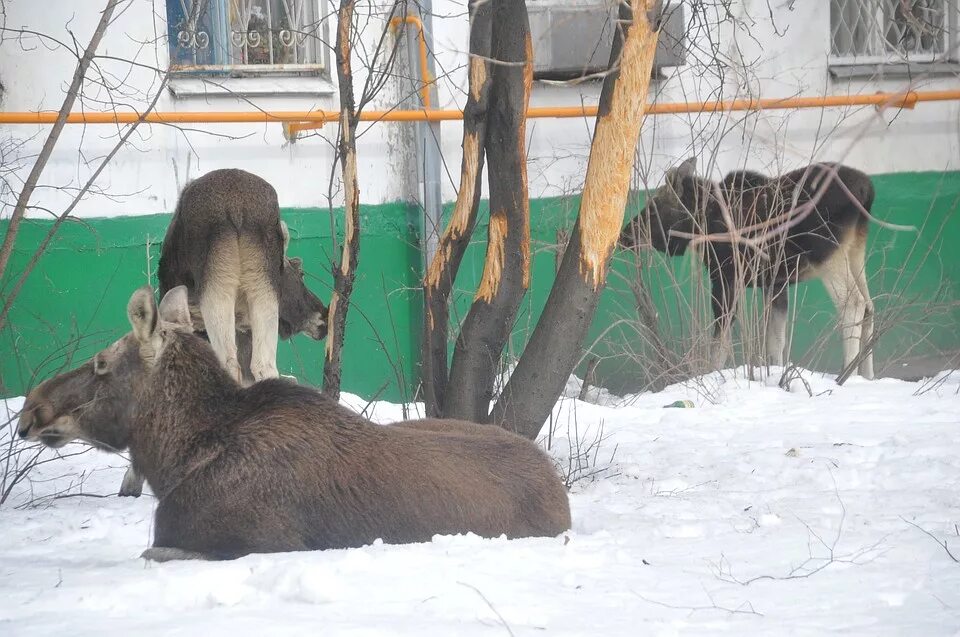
[492,0,660,438]
[443,0,532,423]
[421,0,494,417]
[323,0,361,401]
[0,0,119,290]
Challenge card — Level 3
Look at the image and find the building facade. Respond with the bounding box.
[2,0,958,399]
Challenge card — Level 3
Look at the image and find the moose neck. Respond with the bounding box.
[679,177,726,245]
[129,332,240,497]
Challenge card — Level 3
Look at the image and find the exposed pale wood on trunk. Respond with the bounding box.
[443,0,533,424]
[323,0,361,401]
[492,0,660,438]
[421,1,494,417]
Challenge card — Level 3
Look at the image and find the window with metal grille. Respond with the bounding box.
[830,0,956,63]
[166,0,328,75]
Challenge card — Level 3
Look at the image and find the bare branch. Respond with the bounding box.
[0,0,122,285]
[902,516,959,563]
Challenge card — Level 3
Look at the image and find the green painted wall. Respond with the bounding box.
[0,203,424,401]
[2,171,958,400]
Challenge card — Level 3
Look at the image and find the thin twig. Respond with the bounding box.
[901,516,959,563]
[457,581,516,637]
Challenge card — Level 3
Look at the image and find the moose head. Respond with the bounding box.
[619,156,700,256]
[17,287,194,453]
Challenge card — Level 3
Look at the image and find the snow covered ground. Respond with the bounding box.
[1,367,958,636]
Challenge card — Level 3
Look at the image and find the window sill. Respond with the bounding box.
[829,62,960,80]
[168,75,337,99]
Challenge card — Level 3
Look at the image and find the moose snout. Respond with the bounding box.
[17,400,78,449]
[306,313,328,341]
[17,408,33,438]
[17,398,49,439]
[17,392,68,441]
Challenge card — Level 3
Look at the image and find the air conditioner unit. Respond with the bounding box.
[528,1,687,80]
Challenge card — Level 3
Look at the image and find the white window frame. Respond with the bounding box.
[829,0,959,65]
[165,0,333,97]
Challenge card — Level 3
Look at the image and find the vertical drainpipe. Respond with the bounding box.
[414,1,443,280]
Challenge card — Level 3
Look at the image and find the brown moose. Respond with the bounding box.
[18,286,571,562]
[620,158,875,378]
[159,168,328,384]
[112,168,331,499]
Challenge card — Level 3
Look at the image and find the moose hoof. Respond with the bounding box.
[251,363,280,383]
[141,547,215,562]
[118,469,143,498]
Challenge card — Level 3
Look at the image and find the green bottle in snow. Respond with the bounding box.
[663,399,695,408]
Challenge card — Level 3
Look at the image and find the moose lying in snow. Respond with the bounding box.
[110,168,331,499]
[620,157,875,379]
[18,286,571,561]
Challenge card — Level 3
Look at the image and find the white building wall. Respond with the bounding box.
[1,0,958,221]
[519,0,960,197]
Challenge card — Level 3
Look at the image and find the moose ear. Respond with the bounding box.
[279,220,291,253]
[158,285,192,329]
[93,351,112,376]
[127,286,159,343]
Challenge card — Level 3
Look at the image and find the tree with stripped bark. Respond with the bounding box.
[322,0,409,400]
[322,0,361,401]
[422,0,660,438]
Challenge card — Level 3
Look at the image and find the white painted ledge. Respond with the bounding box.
[168,75,337,99]
[829,62,960,80]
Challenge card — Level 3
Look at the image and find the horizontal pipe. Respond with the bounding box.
[0,90,957,129]
[287,90,958,133]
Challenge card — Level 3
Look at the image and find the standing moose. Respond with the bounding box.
[159,168,328,385]
[114,168,329,497]
[620,157,875,379]
[18,286,571,561]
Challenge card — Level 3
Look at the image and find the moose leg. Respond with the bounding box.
[821,247,866,377]
[118,465,144,497]
[239,240,280,383]
[199,243,242,383]
[247,295,280,382]
[141,547,218,562]
[764,286,789,367]
[709,274,737,371]
[849,230,875,379]
[235,330,257,385]
[856,275,875,380]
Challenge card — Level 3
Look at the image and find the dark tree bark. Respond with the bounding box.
[443,0,533,424]
[323,0,361,401]
[421,0,494,417]
[492,0,660,438]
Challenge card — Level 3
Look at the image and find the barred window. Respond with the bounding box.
[830,0,955,62]
[166,0,328,74]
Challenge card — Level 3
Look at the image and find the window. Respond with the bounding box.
[527,1,686,81]
[830,0,956,63]
[166,0,328,76]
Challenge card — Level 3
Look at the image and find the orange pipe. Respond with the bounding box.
[388,15,432,109]
[0,90,956,128]
[284,15,432,136]
[281,89,953,136]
